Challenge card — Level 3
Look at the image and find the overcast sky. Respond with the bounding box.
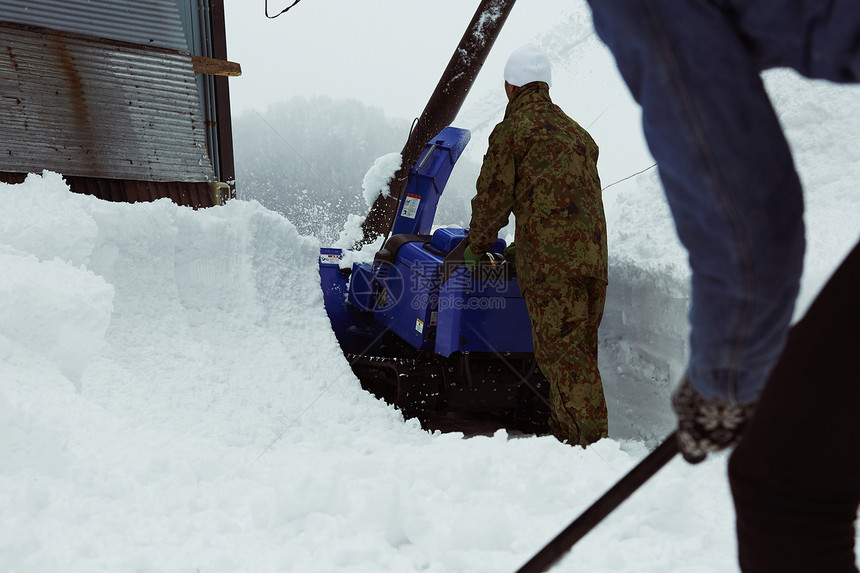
[222,0,654,185]
[224,0,466,119]
[224,1,590,119]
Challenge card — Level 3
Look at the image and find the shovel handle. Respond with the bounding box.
[515,431,680,573]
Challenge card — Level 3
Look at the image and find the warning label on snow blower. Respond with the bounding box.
[319,253,342,265]
[401,193,421,219]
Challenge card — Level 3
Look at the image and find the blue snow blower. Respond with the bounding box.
[319,126,549,430]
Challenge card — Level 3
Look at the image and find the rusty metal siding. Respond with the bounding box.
[67,177,217,208]
[0,24,214,183]
[0,171,217,208]
[0,0,189,51]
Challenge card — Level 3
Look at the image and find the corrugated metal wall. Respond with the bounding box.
[0,171,223,206]
[0,25,213,183]
[0,0,219,192]
[0,0,189,51]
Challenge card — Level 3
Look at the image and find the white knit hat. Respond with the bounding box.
[503,43,552,88]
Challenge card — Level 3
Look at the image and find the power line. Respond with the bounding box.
[265,0,303,19]
[602,163,657,191]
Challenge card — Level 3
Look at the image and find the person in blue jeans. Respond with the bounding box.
[586,1,860,570]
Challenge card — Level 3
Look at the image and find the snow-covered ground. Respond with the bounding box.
[3,4,860,572]
[0,171,729,573]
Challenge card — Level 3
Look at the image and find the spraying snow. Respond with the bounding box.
[361,152,402,209]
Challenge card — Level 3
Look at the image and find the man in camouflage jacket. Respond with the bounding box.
[466,44,609,446]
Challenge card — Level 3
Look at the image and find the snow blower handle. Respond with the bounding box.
[514,431,680,573]
[438,238,469,287]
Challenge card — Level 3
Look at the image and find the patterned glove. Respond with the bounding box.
[504,243,516,269]
[463,244,483,274]
[671,377,757,464]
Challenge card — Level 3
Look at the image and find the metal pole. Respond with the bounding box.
[515,432,680,573]
[359,0,518,245]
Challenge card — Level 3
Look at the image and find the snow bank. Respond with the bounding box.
[600,172,690,442]
[0,171,743,573]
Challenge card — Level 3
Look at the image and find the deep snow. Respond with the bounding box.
[3,3,860,572]
[1,171,736,573]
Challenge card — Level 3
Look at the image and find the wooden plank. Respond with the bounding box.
[191,54,242,77]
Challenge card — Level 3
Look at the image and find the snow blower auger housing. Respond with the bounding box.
[319,126,550,432]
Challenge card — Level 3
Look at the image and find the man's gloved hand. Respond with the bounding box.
[671,377,757,464]
[504,243,516,269]
[463,244,483,273]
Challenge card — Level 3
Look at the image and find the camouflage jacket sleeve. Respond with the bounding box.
[467,122,517,255]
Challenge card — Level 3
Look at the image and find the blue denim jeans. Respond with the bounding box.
[587,0,860,404]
